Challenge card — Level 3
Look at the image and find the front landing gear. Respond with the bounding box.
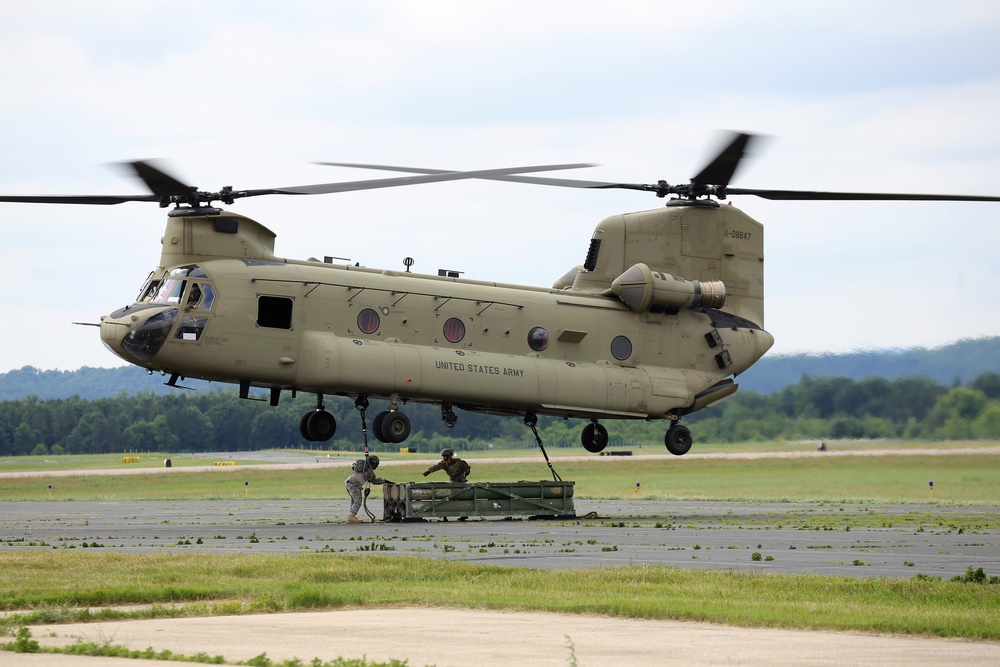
[300,395,336,442]
[370,394,411,444]
[372,410,411,444]
[665,421,692,456]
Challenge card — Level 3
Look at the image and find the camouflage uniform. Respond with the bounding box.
[345,458,387,515]
[423,456,471,483]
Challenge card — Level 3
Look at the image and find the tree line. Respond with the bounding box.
[2,372,999,457]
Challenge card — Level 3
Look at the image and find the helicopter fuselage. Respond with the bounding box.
[99,204,772,450]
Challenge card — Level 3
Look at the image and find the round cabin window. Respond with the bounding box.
[357,308,380,334]
[611,335,633,361]
[527,326,549,351]
[443,318,466,343]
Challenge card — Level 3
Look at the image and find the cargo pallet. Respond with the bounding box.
[382,481,575,521]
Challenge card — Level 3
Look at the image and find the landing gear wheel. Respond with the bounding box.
[379,411,411,444]
[305,410,337,442]
[581,422,609,453]
[665,423,692,456]
[300,412,315,442]
[372,411,389,443]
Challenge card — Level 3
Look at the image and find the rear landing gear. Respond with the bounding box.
[581,420,609,453]
[665,422,692,456]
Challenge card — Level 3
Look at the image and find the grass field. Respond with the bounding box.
[1,441,999,659]
[1,551,998,641]
[2,441,998,504]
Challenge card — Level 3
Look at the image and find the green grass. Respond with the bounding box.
[1,551,998,640]
[3,447,998,504]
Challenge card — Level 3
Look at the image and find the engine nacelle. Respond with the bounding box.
[609,263,726,313]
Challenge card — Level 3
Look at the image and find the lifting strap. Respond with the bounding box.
[355,395,377,522]
[525,416,562,482]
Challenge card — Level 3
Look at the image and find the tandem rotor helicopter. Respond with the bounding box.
[3,133,999,464]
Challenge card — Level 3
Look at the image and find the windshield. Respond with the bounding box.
[152,278,185,305]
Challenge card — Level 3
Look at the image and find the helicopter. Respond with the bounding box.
[3,133,999,466]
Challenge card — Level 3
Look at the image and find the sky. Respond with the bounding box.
[1,0,999,373]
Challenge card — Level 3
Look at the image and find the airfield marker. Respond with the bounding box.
[929,480,933,501]
[245,480,249,498]
[636,481,641,497]
[47,484,51,500]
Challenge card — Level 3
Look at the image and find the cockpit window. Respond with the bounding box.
[184,283,216,310]
[201,284,216,310]
[186,284,202,308]
[152,278,186,305]
[137,272,159,302]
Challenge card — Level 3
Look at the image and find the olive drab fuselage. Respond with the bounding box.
[99,202,773,448]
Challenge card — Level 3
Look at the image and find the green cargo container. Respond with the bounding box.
[382,481,575,521]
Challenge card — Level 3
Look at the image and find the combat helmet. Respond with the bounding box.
[440,448,454,458]
[368,455,380,467]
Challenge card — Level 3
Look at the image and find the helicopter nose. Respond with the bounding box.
[756,328,775,358]
[100,305,179,363]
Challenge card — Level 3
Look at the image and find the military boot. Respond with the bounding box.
[346,513,364,524]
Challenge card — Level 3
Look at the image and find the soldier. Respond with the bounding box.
[344,455,391,524]
[423,448,471,483]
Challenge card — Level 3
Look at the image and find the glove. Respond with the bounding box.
[423,471,430,477]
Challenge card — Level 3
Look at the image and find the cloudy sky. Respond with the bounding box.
[2,1,999,373]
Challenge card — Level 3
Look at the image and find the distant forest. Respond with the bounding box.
[2,370,999,457]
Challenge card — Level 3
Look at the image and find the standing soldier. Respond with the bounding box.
[423,448,471,483]
[345,455,390,524]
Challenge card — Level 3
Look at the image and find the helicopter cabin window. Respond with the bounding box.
[527,326,549,352]
[257,296,293,329]
[443,318,466,343]
[357,308,380,334]
[611,335,633,361]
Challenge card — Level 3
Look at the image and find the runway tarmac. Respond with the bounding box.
[2,498,998,579]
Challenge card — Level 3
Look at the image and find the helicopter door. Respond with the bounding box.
[249,295,300,380]
[174,282,216,342]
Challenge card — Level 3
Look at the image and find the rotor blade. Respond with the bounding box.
[691,132,754,189]
[319,163,1000,202]
[316,162,621,190]
[0,160,199,205]
[126,160,197,197]
[0,194,160,205]
[260,163,599,196]
[724,188,1000,202]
